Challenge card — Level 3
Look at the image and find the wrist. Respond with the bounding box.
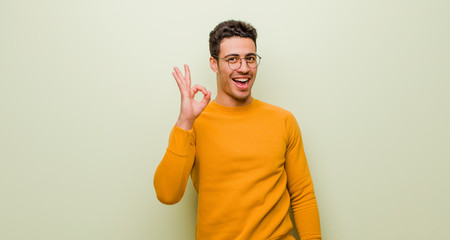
[175,117,194,130]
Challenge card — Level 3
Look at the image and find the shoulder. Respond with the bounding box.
[254,99,301,132]
[254,99,295,119]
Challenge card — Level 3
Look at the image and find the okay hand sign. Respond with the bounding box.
[172,65,211,130]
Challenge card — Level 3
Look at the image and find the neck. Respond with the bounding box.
[214,94,253,107]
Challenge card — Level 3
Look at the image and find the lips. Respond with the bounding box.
[232,77,250,89]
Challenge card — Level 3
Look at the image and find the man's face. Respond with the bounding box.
[210,37,258,107]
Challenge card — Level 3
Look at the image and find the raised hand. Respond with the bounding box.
[172,65,211,130]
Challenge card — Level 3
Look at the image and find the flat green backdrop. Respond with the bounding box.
[1,0,449,239]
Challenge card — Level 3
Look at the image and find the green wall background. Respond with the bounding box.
[1,0,449,239]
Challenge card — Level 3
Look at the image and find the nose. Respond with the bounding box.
[237,58,250,72]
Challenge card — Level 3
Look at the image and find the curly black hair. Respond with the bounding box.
[209,20,257,58]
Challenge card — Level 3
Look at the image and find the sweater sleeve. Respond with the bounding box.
[284,113,322,240]
[153,125,196,205]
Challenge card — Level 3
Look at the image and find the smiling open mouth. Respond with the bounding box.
[232,78,249,88]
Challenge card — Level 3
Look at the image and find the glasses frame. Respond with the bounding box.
[213,54,262,70]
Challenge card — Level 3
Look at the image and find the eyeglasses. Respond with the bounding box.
[213,54,262,70]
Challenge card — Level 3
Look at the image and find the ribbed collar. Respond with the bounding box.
[208,98,258,114]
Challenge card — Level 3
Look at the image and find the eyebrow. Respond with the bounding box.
[223,53,257,58]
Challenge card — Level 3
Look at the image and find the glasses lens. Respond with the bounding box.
[229,62,241,70]
[248,60,256,68]
[248,55,260,69]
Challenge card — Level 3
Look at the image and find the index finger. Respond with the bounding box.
[184,64,191,88]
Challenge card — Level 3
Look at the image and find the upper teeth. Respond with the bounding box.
[234,78,248,82]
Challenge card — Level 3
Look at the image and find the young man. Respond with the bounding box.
[154,20,321,240]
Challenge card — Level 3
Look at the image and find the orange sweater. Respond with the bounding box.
[154,99,321,240]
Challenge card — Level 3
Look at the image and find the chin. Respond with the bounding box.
[233,93,252,102]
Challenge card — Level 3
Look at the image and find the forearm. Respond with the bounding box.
[291,182,321,240]
[154,126,195,205]
[288,159,322,239]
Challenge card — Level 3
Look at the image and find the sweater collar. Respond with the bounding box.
[208,98,258,113]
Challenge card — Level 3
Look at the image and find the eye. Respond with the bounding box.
[246,56,256,62]
[227,57,238,63]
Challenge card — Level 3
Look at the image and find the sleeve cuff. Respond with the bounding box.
[167,125,195,156]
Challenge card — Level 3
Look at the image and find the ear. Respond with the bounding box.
[210,56,219,73]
